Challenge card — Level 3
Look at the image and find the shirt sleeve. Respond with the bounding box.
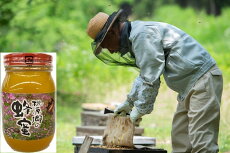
[127,27,164,114]
[135,77,160,114]
[126,76,160,114]
[126,77,142,106]
[131,28,165,85]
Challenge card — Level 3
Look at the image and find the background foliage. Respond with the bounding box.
[1,0,230,153]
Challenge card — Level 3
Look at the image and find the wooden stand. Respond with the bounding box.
[78,135,93,153]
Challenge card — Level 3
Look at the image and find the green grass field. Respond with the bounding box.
[57,5,230,153]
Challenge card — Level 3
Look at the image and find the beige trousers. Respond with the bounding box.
[171,65,223,153]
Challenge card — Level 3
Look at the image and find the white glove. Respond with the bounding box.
[114,101,133,116]
[130,108,144,123]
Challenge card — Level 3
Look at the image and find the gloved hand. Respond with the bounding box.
[130,108,144,123]
[114,101,133,116]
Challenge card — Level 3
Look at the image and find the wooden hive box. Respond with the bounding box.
[76,126,144,136]
[72,136,156,147]
[75,147,167,153]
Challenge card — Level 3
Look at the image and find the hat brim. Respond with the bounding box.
[94,9,123,55]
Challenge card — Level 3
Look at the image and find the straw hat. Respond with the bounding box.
[86,10,123,55]
[87,12,109,40]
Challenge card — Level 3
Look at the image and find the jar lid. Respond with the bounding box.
[4,53,52,66]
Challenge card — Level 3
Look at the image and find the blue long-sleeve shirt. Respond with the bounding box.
[127,21,216,114]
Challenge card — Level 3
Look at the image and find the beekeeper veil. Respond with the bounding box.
[87,9,137,67]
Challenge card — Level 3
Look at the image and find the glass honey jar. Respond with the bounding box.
[2,53,55,152]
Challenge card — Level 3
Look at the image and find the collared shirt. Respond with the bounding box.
[127,21,215,114]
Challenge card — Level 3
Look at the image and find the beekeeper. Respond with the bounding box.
[86,10,223,153]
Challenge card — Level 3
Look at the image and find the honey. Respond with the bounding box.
[2,53,55,152]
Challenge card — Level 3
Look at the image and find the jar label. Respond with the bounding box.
[2,92,55,140]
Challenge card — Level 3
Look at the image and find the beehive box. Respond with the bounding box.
[72,136,156,146]
[75,146,167,153]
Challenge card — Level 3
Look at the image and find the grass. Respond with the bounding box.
[141,83,177,152]
[57,92,83,153]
